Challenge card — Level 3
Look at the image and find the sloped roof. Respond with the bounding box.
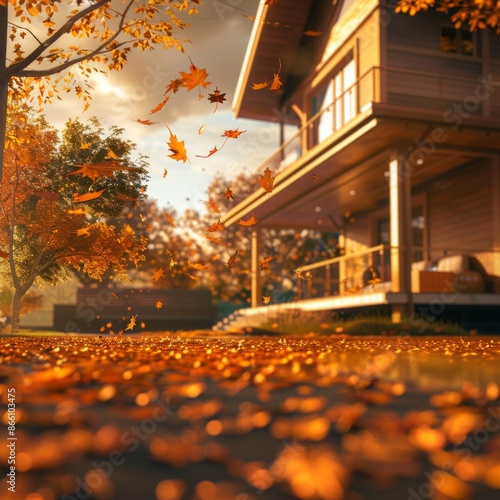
[232,0,317,121]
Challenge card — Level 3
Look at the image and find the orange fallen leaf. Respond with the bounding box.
[208,87,226,112]
[237,213,259,226]
[180,58,211,91]
[222,128,246,139]
[150,95,169,114]
[166,126,190,164]
[75,227,91,237]
[73,189,106,203]
[257,167,275,193]
[196,146,219,158]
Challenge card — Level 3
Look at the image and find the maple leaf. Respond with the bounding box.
[155,300,163,310]
[225,186,234,200]
[257,167,275,193]
[180,59,210,91]
[163,213,176,227]
[237,213,259,226]
[294,268,312,280]
[187,260,209,271]
[225,251,239,268]
[80,142,92,149]
[75,227,91,237]
[263,295,271,304]
[269,59,283,90]
[135,119,158,125]
[260,255,274,270]
[166,126,190,164]
[208,87,226,112]
[73,189,106,203]
[150,96,169,114]
[203,199,220,214]
[125,315,138,331]
[205,234,226,246]
[166,78,185,94]
[69,161,136,182]
[106,148,119,159]
[196,146,219,158]
[222,128,246,139]
[152,268,165,281]
[207,220,225,232]
[252,80,270,90]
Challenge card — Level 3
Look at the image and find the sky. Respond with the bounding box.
[43,0,281,214]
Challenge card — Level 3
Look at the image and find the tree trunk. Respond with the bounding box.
[10,288,23,334]
[0,3,8,183]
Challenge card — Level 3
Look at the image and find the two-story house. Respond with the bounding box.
[220,0,500,332]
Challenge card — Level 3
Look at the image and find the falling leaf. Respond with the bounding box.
[203,199,220,214]
[150,95,170,114]
[166,126,190,164]
[187,260,209,271]
[163,213,176,227]
[135,118,158,125]
[260,255,274,270]
[166,78,185,94]
[80,142,92,149]
[73,189,106,203]
[152,268,165,281]
[125,315,137,331]
[207,220,225,232]
[368,277,383,288]
[68,208,87,215]
[225,186,234,200]
[163,168,168,178]
[237,213,259,226]
[115,193,137,202]
[263,296,271,304]
[186,273,200,281]
[252,80,271,90]
[198,125,206,135]
[225,252,238,268]
[312,174,321,182]
[180,59,211,91]
[257,167,275,193]
[303,30,323,36]
[294,268,312,280]
[155,301,163,310]
[69,161,136,182]
[106,148,119,159]
[208,87,226,112]
[196,146,219,158]
[269,59,283,90]
[205,234,226,246]
[75,227,91,237]
[222,128,246,139]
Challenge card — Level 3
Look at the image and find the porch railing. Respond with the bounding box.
[255,66,500,178]
[295,245,500,300]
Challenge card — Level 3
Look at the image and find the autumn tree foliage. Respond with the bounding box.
[0,0,201,181]
[0,106,147,333]
[394,0,500,32]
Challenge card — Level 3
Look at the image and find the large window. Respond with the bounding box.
[440,26,477,56]
[313,57,357,144]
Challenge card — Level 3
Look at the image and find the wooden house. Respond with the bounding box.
[220,0,500,332]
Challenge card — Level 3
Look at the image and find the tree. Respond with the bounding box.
[0,0,201,181]
[0,106,147,333]
[394,0,500,32]
[0,285,44,324]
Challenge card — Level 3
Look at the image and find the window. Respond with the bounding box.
[440,26,477,56]
[312,57,357,144]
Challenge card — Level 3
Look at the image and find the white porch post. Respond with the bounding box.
[250,229,262,307]
[389,154,413,321]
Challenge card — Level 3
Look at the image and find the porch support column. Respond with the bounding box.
[493,157,500,285]
[389,153,413,321]
[250,229,262,307]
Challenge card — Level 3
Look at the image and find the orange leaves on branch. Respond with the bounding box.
[256,167,275,194]
[208,87,226,112]
[69,161,137,182]
[73,189,106,203]
[166,126,190,164]
[237,213,259,226]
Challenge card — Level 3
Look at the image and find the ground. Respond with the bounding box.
[0,333,499,500]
